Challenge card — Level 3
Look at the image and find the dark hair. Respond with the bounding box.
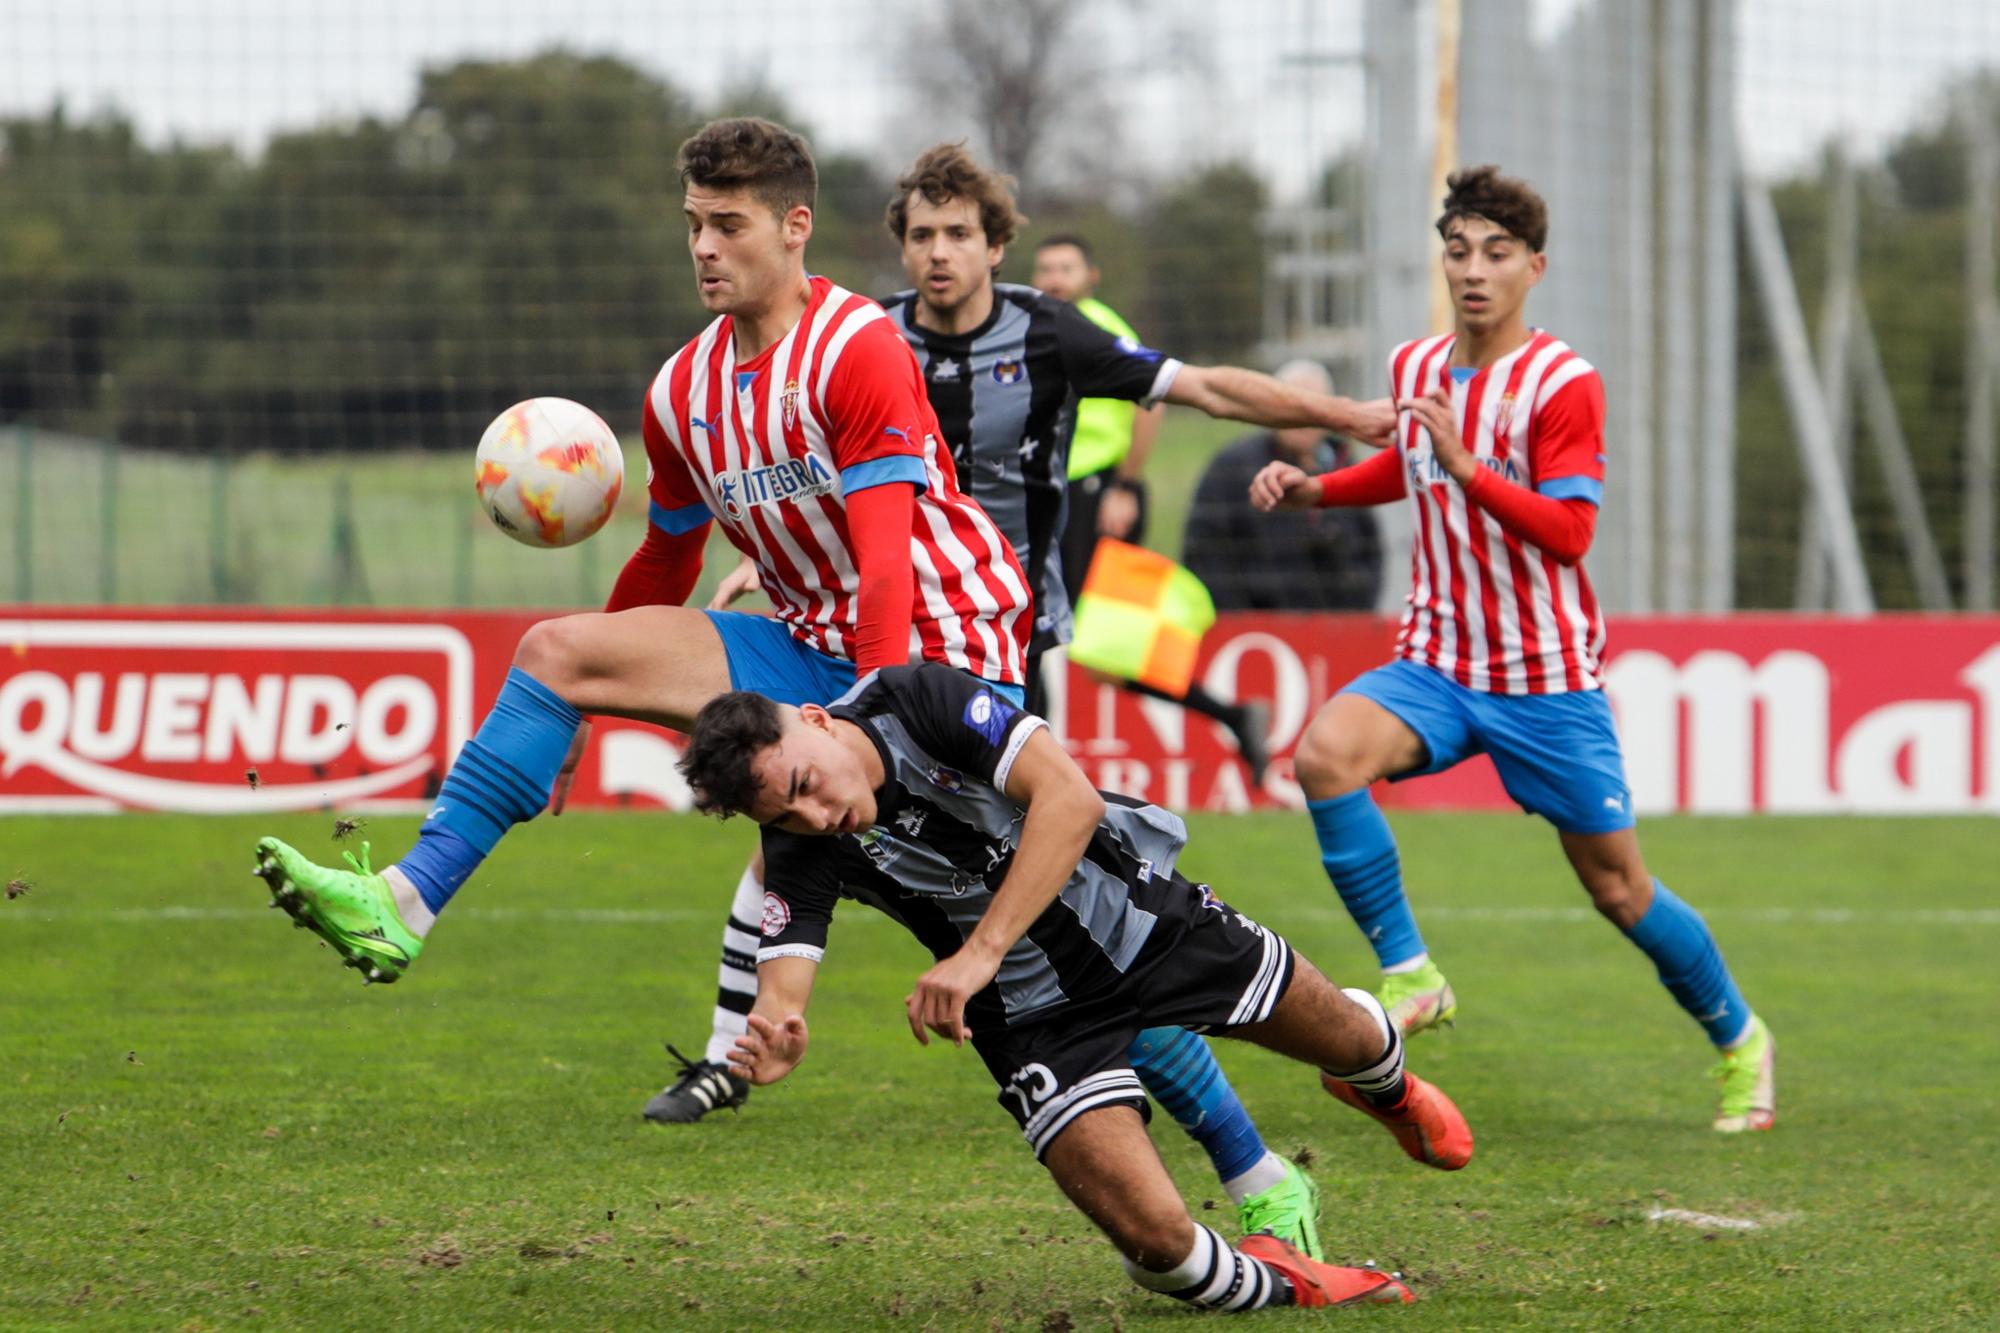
[1435,165,1549,252]
[677,691,788,819]
[885,142,1025,247]
[677,117,818,219]
[1035,232,1095,265]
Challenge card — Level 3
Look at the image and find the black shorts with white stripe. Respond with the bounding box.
[971,886,1297,1159]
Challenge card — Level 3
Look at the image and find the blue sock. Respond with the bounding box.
[396,667,581,915]
[1128,1027,1266,1185]
[1307,790,1426,969]
[1623,880,1753,1047]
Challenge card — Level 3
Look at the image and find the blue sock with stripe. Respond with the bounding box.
[1622,880,1752,1047]
[395,667,581,914]
[1128,1027,1266,1184]
[1307,790,1426,969]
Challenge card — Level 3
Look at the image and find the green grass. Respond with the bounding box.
[2,812,1994,1330]
[8,412,1243,611]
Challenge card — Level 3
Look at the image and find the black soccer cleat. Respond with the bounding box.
[643,1043,751,1124]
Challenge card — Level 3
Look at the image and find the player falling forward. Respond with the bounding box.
[655,143,1399,1253]
[251,117,1036,988]
[681,663,1475,1311]
[1250,166,1775,1133]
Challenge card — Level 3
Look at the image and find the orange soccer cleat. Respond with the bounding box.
[1238,1233,1415,1307]
[1322,1070,1474,1170]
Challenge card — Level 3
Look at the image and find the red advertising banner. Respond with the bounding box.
[4,607,1997,816]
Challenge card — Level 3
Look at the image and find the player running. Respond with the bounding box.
[250,116,1035,984]
[1250,165,1775,1133]
[681,663,1475,1311]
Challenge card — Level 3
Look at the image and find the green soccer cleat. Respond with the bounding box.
[1710,1015,1776,1133]
[1238,1157,1323,1262]
[253,837,423,984]
[1379,960,1457,1036]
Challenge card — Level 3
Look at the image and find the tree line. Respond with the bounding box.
[0,51,1263,457]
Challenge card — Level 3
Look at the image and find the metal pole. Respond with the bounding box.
[1658,0,1699,612]
[14,425,31,603]
[1798,148,1859,610]
[1850,306,1954,610]
[1740,176,1874,612]
[1621,0,1655,611]
[100,438,119,603]
[1698,0,1738,610]
[210,453,230,602]
[1964,88,1997,611]
[1427,0,1460,337]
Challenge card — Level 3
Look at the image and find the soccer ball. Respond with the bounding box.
[474,397,626,548]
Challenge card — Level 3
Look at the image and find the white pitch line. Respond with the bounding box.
[1647,1206,1799,1232]
[2,904,1996,926]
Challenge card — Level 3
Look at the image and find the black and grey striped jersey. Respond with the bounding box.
[758,663,1209,1030]
[876,284,1181,641]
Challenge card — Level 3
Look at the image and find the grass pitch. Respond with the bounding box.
[1,811,1994,1330]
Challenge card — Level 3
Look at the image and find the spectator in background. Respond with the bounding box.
[1185,360,1383,611]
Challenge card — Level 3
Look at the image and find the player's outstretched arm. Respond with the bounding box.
[1166,365,1397,446]
[730,956,818,1085]
[905,729,1105,1048]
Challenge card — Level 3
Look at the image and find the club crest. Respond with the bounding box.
[781,378,801,430]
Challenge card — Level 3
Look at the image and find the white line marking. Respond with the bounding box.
[1,905,1995,927]
[1646,1207,1798,1231]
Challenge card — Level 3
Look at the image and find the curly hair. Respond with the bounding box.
[677,117,818,219]
[884,142,1025,247]
[677,691,788,819]
[1435,165,1549,252]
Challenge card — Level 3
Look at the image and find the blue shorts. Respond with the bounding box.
[1342,658,1635,835]
[703,611,1024,709]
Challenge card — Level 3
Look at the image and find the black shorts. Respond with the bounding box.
[971,886,1296,1159]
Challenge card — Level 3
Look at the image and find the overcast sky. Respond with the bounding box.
[4,0,1998,194]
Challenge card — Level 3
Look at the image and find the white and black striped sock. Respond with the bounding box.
[703,865,764,1066]
[1324,987,1407,1108]
[1124,1223,1294,1311]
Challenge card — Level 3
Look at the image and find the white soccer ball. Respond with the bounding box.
[474,397,626,548]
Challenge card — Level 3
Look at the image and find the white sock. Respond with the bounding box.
[1221,1149,1290,1206]
[1124,1223,1288,1310]
[381,865,435,938]
[1382,952,1430,976]
[705,864,765,1065]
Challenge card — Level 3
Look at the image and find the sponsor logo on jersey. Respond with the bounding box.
[962,690,1017,745]
[712,454,837,522]
[1113,335,1163,363]
[760,890,792,937]
[930,360,963,381]
[991,358,1023,385]
[894,807,928,837]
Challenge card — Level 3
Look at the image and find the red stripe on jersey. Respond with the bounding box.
[1455,369,1503,688]
[1487,341,1546,691]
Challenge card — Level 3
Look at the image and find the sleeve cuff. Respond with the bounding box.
[1140,358,1183,408]
[992,715,1049,790]
[841,454,930,495]
[649,498,714,534]
[757,944,826,965]
[1536,475,1603,506]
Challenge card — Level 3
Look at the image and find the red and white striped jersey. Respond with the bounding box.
[1387,330,1608,694]
[643,276,1031,685]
